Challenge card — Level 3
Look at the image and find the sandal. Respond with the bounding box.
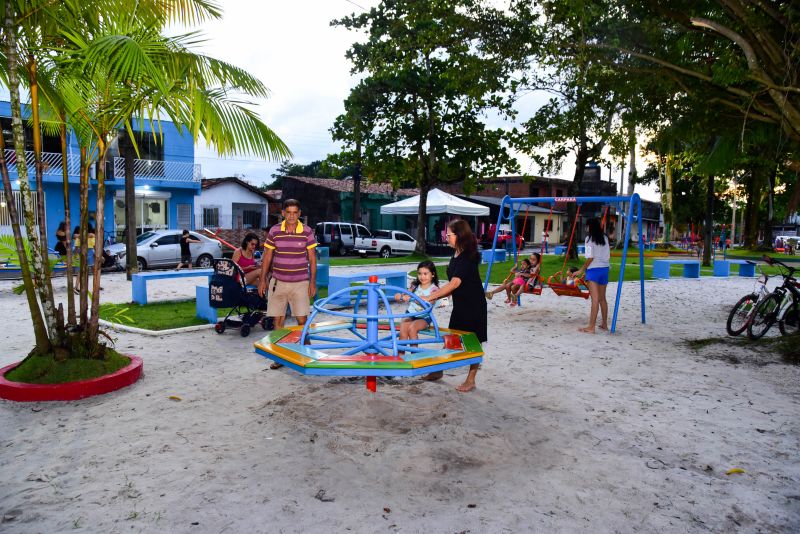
[269,362,284,370]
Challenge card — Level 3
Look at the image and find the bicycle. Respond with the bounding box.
[746,256,800,340]
[725,263,770,336]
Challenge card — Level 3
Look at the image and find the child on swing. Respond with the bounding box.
[522,252,542,293]
[485,257,532,306]
[565,266,580,286]
[394,261,440,343]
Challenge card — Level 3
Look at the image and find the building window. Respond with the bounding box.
[242,209,261,229]
[1,117,60,153]
[0,191,44,228]
[202,207,220,227]
[177,204,192,229]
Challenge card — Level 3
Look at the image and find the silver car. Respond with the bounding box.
[105,230,223,271]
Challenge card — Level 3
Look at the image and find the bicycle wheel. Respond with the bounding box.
[726,293,759,336]
[747,294,781,340]
[778,297,800,336]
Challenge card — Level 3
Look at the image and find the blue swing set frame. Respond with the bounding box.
[483,193,647,333]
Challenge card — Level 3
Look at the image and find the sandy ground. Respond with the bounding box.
[1,265,799,533]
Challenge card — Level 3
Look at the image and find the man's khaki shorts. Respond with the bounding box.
[266,278,311,318]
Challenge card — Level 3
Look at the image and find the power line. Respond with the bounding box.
[343,0,367,11]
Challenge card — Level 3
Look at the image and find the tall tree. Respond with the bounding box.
[334,0,525,253]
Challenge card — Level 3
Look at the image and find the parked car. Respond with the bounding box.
[104,230,223,271]
[368,230,417,258]
[315,222,374,256]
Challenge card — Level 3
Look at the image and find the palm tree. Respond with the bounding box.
[1,0,291,358]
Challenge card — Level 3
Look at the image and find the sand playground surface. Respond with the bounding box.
[0,265,799,533]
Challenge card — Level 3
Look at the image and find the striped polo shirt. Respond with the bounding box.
[264,220,317,282]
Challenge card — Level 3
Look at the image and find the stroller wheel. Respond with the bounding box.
[240,324,251,337]
[260,317,273,330]
[214,323,225,334]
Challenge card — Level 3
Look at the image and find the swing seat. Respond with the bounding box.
[546,272,590,299]
[521,275,544,295]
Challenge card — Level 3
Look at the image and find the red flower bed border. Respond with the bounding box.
[0,356,143,402]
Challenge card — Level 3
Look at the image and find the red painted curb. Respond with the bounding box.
[0,356,143,402]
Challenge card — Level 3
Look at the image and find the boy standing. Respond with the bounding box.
[176,230,201,270]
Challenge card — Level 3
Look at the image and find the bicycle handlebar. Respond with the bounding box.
[762,255,797,277]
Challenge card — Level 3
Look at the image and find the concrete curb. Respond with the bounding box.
[98,319,214,337]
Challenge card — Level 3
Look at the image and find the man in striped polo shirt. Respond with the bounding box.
[258,199,317,368]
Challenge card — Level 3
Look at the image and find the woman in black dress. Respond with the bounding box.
[422,219,487,392]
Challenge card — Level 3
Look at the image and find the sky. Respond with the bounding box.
[189,1,660,201]
[0,1,659,201]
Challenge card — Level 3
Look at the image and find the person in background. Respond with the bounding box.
[575,218,610,334]
[72,224,96,293]
[232,233,263,286]
[258,199,317,370]
[176,230,201,270]
[54,222,68,257]
[421,219,486,392]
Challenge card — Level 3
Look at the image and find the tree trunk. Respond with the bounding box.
[660,154,673,242]
[28,54,63,347]
[743,169,761,248]
[78,150,90,326]
[625,125,636,196]
[567,142,589,259]
[352,137,362,224]
[415,182,430,255]
[121,132,138,280]
[60,118,76,325]
[3,5,51,354]
[0,134,50,351]
[87,140,107,351]
[703,174,714,266]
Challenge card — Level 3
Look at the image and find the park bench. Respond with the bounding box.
[481,248,506,264]
[712,259,756,277]
[327,270,408,306]
[131,269,214,305]
[652,259,700,280]
[554,244,585,255]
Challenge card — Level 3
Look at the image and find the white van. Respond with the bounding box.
[315,222,375,256]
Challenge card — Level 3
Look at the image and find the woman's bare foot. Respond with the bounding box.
[456,380,476,392]
[598,324,608,331]
[578,326,595,334]
[485,291,493,300]
[421,371,443,381]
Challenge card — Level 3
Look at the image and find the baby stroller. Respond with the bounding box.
[209,258,273,337]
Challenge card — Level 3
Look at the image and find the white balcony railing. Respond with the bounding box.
[2,148,82,177]
[113,157,200,182]
[1,149,200,183]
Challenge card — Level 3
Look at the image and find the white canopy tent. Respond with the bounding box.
[379,188,489,216]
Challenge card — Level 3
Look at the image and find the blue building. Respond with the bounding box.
[0,101,200,245]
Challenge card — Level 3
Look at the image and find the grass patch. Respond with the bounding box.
[328,253,443,267]
[99,286,329,330]
[5,350,130,384]
[100,300,214,330]
[725,248,800,262]
[766,335,800,364]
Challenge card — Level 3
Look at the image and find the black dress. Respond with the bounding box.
[447,252,488,343]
